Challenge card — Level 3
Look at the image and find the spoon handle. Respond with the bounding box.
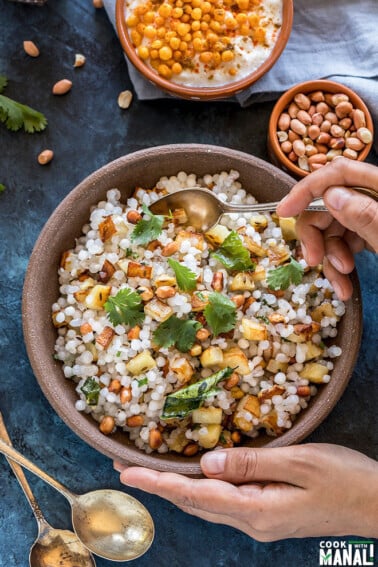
[0,413,49,527]
[0,436,75,504]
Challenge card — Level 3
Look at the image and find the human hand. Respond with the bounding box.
[276,158,378,300]
[114,443,378,541]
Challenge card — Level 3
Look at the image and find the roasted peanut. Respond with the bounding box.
[231,294,245,308]
[330,124,345,138]
[292,139,306,157]
[316,102,330,115]
[161,241,179,256]
[278,112,291,131]
[37,149,54,165]
[351,109,366,130]
[345,137,364,151]
[343,148,358,160]
[335,101,353,118]
[324,112,338,124]
[331,93,349,106]
[329,137,345,150]
[109,379,122,394]
[296,385,311,397]
[320,119,331,133]
[189,344,202,357]
[316,131,330,145]
[298,156,309,171]
[149,429,163,449]
[126,415,144,427]
[183,443,199,456]
[277,130,288,143]
[224,372,240,390]
[311,112,324,126]
[338,117,352,130]
[294,92,311,110]
[315,143,328,154]
[137,286,154,301]
[308,124,320,140]
[211,271,224,291]
[288,150,297,162]
[308,153,327,166]
[290,118,307,137]
[305,144,318,157]
[296,110,312,125]
[127,325,141,339]
[73,53,86,67]
[52,79,72,95]
[80,322,92,335]
[231,431,241,444]
[196,328,210,341]
[309,90,325,103]
[281,140,292,154]
[356,127,373,144]
[118,90,133,109]
[326,149,342,161]
[99,416,115,435]
[287,102,299,118]
[93,0,104,7]
[120,386,132,404]
[23,40,39,57]
[127,209,142,224]
[288,130,300,142]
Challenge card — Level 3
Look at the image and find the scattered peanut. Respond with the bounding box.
[161,241,179,256]
[156,285,176,299]
[127,209,142,224]
[120,386,132,404]
[99,416,115,435]
[224,372,240,390]
[183,443,199,456]
[211,271,224,292]
[37,149,54,165]
[108,379,122,394]
[93,0,104,7]
[196,328,210,341]
[149,429,163,449]
[126,415,144,427]
[73,53,86,67]
[118,90,133,109]
[276,89,373,172]
[23,40,39,57]
[52,79,72,95]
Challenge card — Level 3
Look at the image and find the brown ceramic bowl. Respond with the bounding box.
[115,0,293,101]
[267,79,374,179]
[22,144,362,475]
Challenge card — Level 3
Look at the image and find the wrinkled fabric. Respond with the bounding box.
[104,0,378,125]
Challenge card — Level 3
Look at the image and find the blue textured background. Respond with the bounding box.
[0,2,377,566]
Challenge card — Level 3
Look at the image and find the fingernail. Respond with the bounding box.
[331,281,343,300]
[201,451,226,474]
[327,254,344,272]
[326,187,351,211]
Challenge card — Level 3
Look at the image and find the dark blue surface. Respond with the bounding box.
[0,2,377,566]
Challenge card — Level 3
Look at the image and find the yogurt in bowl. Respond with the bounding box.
[116,0,293,100]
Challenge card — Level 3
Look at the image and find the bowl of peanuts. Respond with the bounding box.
[115,0,293,100]
[267,79,374,178]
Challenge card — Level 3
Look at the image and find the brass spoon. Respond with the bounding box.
[0,436,154,562]
[0,413,96,567]
[150,186,378,231]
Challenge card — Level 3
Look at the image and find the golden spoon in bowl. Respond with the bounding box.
[0,432,154,562]
[0,413,96,567]
[150,186,378,231]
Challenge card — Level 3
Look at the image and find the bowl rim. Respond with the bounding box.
[115,0,293,100]
[268,79,374,178]
[22,144,362,475]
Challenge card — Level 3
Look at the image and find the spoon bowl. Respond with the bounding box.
[0,437,154,562]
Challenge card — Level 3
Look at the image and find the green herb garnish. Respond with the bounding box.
[153,315,202,352]
[161,367,233,419]
[204,292,237,336]
[167,258,197,292]
[104,287,145,327]
[256,315,270,325]
[137,377,148,387]
[125,247,138,259]
[130,204,164,245]
[81,377,101,406]
[0,75,47,133]
[267,257,304,291]
[212,230,255,272]
[0,183,5,193]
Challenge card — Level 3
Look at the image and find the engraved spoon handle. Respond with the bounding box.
[0,437,75,504]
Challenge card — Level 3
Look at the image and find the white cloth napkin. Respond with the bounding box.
[104,0,378,124]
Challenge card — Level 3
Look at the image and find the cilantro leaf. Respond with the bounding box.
[212,230,255,272]
[81,377,100,406]
[0,183,5,193]
[0,87,47,132]
[267,257,304,290]
[137,377,148,387]
[153,315,202,352]
[130,204,164,245]
[104,287,145,327]
[168,258,197,292]
[204,292,236,336]
[0,76,7,93]
[161,367,233,419]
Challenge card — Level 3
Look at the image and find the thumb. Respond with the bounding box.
[324,187,378,252]
[200,447,307,486]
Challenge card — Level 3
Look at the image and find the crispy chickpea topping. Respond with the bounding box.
[125,0,272,79]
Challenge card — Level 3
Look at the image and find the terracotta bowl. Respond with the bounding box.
[267,79,374,179]
[115,0,293,101]
[22,144,362,475]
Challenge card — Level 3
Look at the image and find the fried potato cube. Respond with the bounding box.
[237,394,260,418]
[60,250,73,270]
[266,359,289,373]
[249,214,268,232]
[205,225,231,246]
[117,259,129,274]
[172,208,188,225]
[311,302,337,323]
[98,259,116,283]
[198,424,223,449]
[229,272,255,292]
[176,230,205,251]
[258,385,285,401]
[242,235,267,257]
[300,362,329,383]
[166,430,188,453]
[127,261,152,279]
[126,350,156,375]
[260,411,285,436]
[267,243,291,265]
[250,264,266,282]
[154,274,177,288]
[84,284,111,309]
[98,216,117,242]
[191,291,209,311]
[73,277,96,304]
[170,357,194,384]
[279,217,297,241]
[95,326,115,348]
[144,298,173,322]
[241,318,268,341]
[219,347,250,375]
[303,341,324,361]
[192,407,223,425]
[200,346,224,368]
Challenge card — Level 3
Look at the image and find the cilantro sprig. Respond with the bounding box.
[204,292,237,336]
[130,204,164,245]
[168,258,197,292]
[161,367,233,419]
[153,315,202,352]
[0,184,5,193]
[267,257,304,290]
[104,287,145,327]
[0,75,47,133]
[212,230,255,272]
